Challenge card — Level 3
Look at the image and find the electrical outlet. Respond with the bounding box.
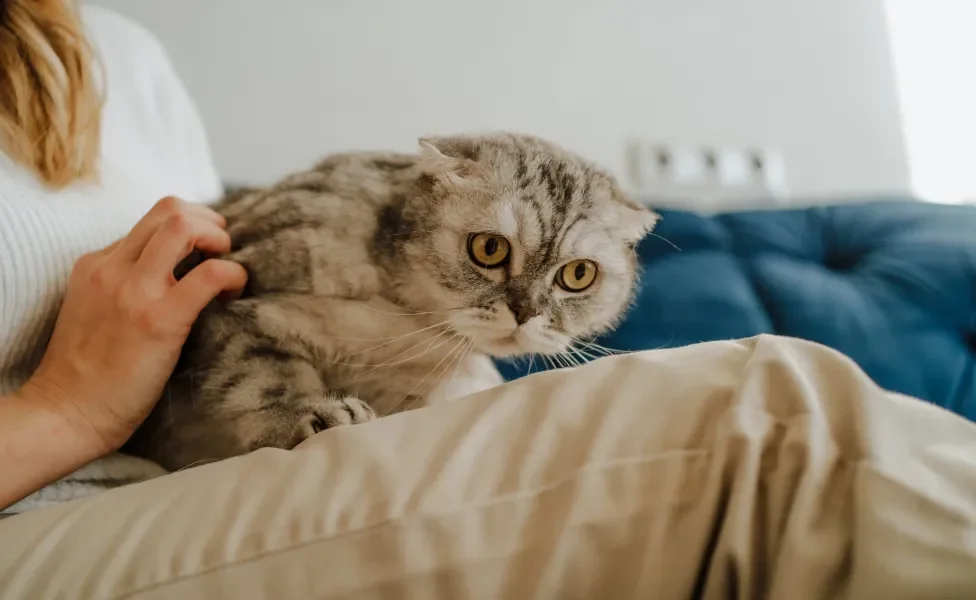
[625,141,789,207]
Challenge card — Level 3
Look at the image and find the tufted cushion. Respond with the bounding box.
[498,199,976,421]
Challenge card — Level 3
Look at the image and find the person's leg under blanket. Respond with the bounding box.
[1,334,975,599]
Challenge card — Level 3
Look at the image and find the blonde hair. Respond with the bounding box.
[0,0,101,188]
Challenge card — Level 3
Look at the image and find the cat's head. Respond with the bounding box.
[395,133,658,358]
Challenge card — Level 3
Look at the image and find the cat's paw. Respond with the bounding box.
[302,395,376,438]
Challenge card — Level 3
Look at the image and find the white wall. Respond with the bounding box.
[88,0,911,202]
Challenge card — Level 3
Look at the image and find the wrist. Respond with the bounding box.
[14,376,119,458]
[0,385,112,510]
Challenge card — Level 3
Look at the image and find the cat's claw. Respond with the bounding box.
[303,395,375,437]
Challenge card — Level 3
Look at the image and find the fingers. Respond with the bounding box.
[94,239,124,258]
[97,196,243,325]
[117,197,226,262]
[169,259,248,319]
[181,201,226,228]
[137,213,231,279]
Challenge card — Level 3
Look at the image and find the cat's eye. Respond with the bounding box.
[468,233,510,268]
[556,259,598,292]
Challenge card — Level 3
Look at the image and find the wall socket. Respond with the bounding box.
[625,141,789,207]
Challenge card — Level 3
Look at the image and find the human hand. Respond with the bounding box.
[17,197,247,456]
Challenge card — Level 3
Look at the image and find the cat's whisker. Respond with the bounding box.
[580,340,628,356]
[527,353,537,373]
[343,320,452,357]
[577,345,598,362]
[590,341,628,353]
[383,333,463,416]
[561,352,582,368]
[577,342,612,357]
[646,232,681,252]
[334,329,454,387]
[360,304,464,317]
[427,336,471,393]
[571,351,585,367]
[320,326,450,343]
[384,334,465,416]
[416,336,473,407]
[444,337,476,396]
[567,342,598,360]
[571,345,601,362]
[332,328,450,370]
[559,353,579,369]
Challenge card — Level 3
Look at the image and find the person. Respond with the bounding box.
[0,1,245,514]
[2,2,976,598]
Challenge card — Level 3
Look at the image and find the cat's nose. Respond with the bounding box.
[508,299,539,326]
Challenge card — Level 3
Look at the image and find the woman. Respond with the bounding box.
[1,2,975,598]
[0,1,244,514]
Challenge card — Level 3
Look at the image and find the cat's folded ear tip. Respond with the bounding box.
[618,205,661,240]
[418,139,445,157]
[637,210,661,235]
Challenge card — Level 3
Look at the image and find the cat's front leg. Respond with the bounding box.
[423,352,505,406]
[133,340,377,470]
[295,394,376,443]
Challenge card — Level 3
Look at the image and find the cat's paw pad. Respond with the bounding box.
[303,395,375,436]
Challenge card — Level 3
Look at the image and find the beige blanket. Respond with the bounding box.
[2,334,975,598]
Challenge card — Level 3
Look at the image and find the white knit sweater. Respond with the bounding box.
[0,7,222,513]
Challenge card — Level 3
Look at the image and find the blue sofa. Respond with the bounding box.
[498,199,976,421]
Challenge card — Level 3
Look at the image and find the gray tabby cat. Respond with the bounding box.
[124,133,659,471]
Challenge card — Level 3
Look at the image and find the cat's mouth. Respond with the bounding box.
[476,339,524,358]
[482,332,522,356]
[469,327,565,358]
[449,310,568,357]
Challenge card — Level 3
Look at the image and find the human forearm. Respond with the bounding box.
[0,198,245,512]
[0,384,108,511]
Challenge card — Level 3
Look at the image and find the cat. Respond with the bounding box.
[123,133,659,471]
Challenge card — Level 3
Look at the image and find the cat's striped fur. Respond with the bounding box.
[125,133,659,470]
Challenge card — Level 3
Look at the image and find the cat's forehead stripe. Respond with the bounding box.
[514,144,529,187]
[495,201,519,239]
[538,211,584,266]
[563,223,617,262]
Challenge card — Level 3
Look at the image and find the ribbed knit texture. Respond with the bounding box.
[1,6,222,513]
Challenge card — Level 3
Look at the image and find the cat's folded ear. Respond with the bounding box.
[611,186,660,241]
[417,137,485,192]
[418,136,482,162]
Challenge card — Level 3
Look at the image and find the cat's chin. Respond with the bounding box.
[471,331,565,358]
[477,337,527,358]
